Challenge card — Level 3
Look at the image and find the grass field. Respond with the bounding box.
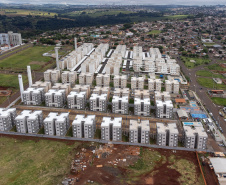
[197,78,226,90]
[196,70,224,78]
[148,30,161,35]
[211,97,226,106]
[0,46,54,71]
[203,42,215,47]
[0,137,79,185]
[0,74,28,89]
[164,15,189,19]
[208,64,226,72]
[0,9,57,17]
[181,57,210,68]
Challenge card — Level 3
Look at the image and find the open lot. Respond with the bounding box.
[211,97,226,106]
[197,78,226,90]
[65,144,205,185]
[0,137,80,185]
[0,9,57,17]
[0,46,54,71]
[0,135,207,185]
[181,57,210,68]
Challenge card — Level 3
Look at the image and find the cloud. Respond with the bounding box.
[1,0,226,5]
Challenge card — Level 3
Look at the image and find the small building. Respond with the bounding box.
[175,98,186,105]
[209,158,226,185]
[177,109,189,120]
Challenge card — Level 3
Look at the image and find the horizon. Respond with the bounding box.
[0,0,226,6]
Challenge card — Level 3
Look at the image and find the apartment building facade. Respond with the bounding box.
[72,115,96,138]
[101,117,122,141]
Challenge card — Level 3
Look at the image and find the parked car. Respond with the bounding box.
[219,111,223,117]
[218,143,225,147]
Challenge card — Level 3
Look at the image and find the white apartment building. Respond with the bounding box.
[72,115,96,138]
[149,48,162,59]
[15,110,43,134]
[156,123,178,147]
[114,75,127,88]
[45,89,66,108]
[169,64,180,76]
[0,31,22,46]
[61,71,77,85]
[148,79,162,92]
[44,69,61,83]
[156,63,168,74]
[134,97,150,116]
[113,88,130,97]
[183,123,208,149]
[144,60,155,72]
[96,74,110,87]
[90,94,108,112]
[79,73,94,86]
[93,86,110,98]
[105,61,120,75]
[101,117,122,141]
[155,100,173,119]
[67,91,86,109]
[131,77,144,90]
[112,95,128,115]
[23,88,44,106]
[133,60,143,72]
[0,108,17,131]
[129,119,150,144]
[165,80,180,94]
[52,83,71,96]
[31,81,51,93]
[72,85,91,99]
[44,112,69,136]
[154,91,171,101]
[134,90,150,99]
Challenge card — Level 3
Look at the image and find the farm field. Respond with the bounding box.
[181,56,211,68]
[0,9,57,17]
[197,78,226,90]
[0,46,55,71]
[211,97,226,106]
[0,137,79,185]
[66,9,134,17]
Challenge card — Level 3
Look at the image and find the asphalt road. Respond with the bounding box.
[176,56,226,138]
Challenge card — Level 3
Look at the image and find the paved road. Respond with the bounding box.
[0,131,214,153]
[176,56,226,139]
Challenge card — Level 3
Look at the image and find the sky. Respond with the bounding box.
[1,0,226,5]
